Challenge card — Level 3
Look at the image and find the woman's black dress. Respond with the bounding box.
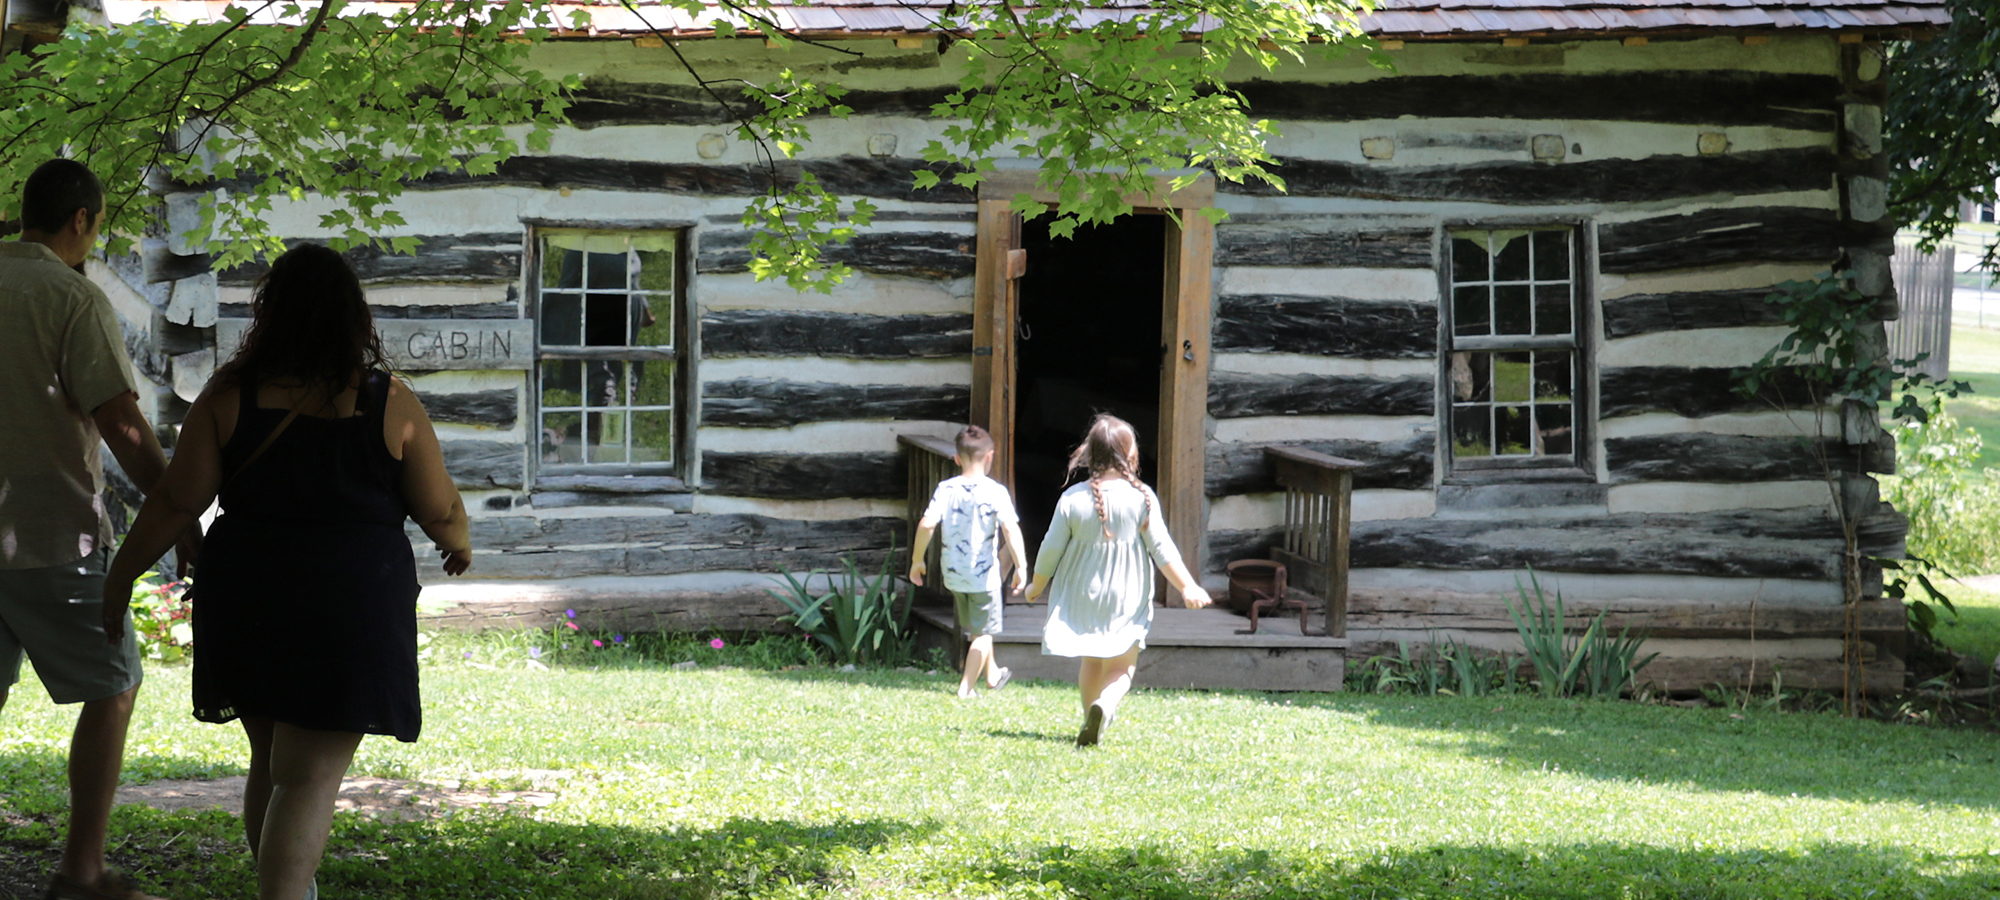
[193,370,422,741]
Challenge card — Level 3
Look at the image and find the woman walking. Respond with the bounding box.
[1026,414,1212,747]
[105,244,471,899]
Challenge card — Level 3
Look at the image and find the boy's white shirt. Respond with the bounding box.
[922,474,1019,595]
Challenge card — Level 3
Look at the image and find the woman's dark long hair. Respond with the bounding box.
[212,243,387,404]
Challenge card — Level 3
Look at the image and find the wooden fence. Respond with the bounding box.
[1889,241,1956,380]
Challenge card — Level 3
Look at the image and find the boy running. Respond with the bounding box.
[910,426,1027,698]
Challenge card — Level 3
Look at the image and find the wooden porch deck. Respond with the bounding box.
[912,603,1349,692]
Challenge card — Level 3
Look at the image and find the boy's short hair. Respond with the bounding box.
[955,425,995,459]
[21,159,104,234]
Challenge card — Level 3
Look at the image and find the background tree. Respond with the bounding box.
[0,0,1380,289]
[1887,0,2000,270]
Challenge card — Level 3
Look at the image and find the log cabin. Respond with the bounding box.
[13,0,1953,691]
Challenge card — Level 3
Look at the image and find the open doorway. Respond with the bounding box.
[1012,215,1166,552]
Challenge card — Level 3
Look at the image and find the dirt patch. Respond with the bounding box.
[114,771,562,822]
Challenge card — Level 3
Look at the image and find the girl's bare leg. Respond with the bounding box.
[1094,646,1141,719]
[1077,657,1107,711]
[256,723,363,900]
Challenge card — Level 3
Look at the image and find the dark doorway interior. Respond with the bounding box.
[1013,214,1166,556]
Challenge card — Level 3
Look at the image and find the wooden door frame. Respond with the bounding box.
[971,171,1215,605]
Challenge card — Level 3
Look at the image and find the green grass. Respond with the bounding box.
[5,636,2000,899]
[1935,585,2000,668]
[1945,326,2000,470]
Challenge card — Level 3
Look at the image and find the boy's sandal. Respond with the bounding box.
[990,667,1013,691]
[44,871,165,900]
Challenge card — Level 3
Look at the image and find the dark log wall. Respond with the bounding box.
[125,38,1898,675]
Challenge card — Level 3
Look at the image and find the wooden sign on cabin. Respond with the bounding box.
[214,318,535,371]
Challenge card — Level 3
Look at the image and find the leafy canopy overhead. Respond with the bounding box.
[0,0,1382,288]
[1887,0,2000,269]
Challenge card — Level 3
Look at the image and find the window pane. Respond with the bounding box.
[1451,234,1489,284]
[541,360,581,409]
[634,361,675,407]
[1538,403,1574,457]
[540,292,583,346]
[635,248,675,293]
[633,293,672,347]
[587,412,629,464]
[544,247,581,289]
[1454,285,1491,337]
[1450,352,1491,403]
[540,411,582,464]
[1534,352,1571,401]
[1493,231,1530,282]
[585,294,633,346]
[1453,407,1491,459]
[1534,283,1571,336]
[1493,351,1532,402]
[1532,230,1570,282]
[584,250,627,290]
[584,361,629,408]
[1496,405,1533,455]
[1494,284,1531,335]
[632,410,674,465]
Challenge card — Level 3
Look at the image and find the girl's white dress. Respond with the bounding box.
[1035,479,1183,658]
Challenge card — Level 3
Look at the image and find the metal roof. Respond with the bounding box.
[94,0,1952,40]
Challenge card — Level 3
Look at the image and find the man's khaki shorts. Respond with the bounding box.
[0,548,143,704]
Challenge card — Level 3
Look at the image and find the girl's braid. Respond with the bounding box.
[1088,477,1114,540]
[1119,465,1152,532]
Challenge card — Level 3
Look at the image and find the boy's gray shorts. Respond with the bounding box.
[0,548,143,704]
[953,591,1003,637]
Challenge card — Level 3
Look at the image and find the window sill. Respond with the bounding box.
[534,474,690,494]
[1441,465,1597,487]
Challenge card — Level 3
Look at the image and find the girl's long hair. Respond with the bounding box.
[212,243,387,404]
[1067,413,1152,539]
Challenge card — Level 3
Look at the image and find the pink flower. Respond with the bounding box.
[592,639,603,647]
[710,638,726,650]
[565,621,579,630]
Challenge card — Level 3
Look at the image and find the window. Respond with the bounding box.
[534,230,685,475]
[1445,228,1582,472]
[1980,202,1996,225]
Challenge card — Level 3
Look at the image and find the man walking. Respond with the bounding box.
[0,159,192,900]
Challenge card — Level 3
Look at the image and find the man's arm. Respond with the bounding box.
[93,392,199,575]
[92,392,165,493]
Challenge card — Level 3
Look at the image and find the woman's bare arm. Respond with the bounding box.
[387,378,471,576]
[100,389,229,638]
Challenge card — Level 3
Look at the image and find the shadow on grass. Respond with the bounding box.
[5,810,937,900]
[0,747,247,900]
[1274,692,2000,811]
[967,839,2000,900]
[14,807,1998,899]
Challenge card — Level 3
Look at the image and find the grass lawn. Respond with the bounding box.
[1945,325,2000,470]
[4,636,2000,899]
[1936,584,2000,668]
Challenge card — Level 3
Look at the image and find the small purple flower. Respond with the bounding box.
[528,646,542,659]
[710,638,727,650]
[565,608,576,619]
[562,643,571,650]
[613,634,624,644]
[463,650,472,659]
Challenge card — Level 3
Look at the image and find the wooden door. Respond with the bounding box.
[973,172,1214,605]
[970,199,1023,487]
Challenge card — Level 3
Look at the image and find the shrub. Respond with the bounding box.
[767,550,916,667]
[128,573,193,663]
[1503,571,1656,699]
[1881,403,2000,577]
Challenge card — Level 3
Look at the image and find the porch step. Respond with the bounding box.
[914,603,1348,692]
